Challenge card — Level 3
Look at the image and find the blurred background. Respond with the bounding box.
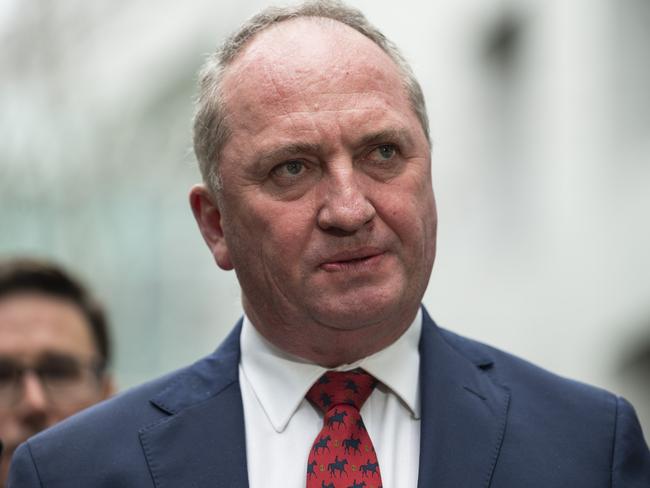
[1,0,649,433]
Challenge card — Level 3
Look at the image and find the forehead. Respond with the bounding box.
[220,18,413,138]
[227,17,400,81]
[0,293,98,361]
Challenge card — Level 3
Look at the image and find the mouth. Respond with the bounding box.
[319,248,385,272]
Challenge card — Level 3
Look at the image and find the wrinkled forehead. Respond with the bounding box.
[220,17,407,111]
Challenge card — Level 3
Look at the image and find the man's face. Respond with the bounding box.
[0,293,112,485]
[191,19,437,363]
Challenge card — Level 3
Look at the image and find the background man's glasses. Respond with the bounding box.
[0,353,105,408]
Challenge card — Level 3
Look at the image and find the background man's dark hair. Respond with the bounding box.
[0,258,111,371]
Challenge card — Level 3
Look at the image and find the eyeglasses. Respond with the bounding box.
[0,353,105,408]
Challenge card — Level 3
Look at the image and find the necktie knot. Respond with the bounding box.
[306,368,377,413]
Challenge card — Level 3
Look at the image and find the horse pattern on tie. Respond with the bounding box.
[306,369,384,488]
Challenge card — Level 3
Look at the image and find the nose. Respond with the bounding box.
[317,165,376,233]
[19,370,49,412]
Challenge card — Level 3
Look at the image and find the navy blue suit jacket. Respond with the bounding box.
[9,309,650,487]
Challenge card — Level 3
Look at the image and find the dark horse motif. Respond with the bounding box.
[344,379,359,394]
[360,460,379,477]
[320,392,333,408]
[327,456,349,478]
[342,434,362,454]
[313,435,331,455]
[321,481,335,488]
[347,481,367,488]
[307,460,317,479]
[327,409,348,429]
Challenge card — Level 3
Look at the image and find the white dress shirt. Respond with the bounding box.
[239,309,422,488]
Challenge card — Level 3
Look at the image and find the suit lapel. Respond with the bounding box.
[136,312,510,487]
[139,323,249,488]
[417,310,510,488]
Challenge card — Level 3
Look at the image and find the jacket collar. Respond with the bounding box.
[148,320,242,414]
[140,320,249,488]
[417,308,510,488]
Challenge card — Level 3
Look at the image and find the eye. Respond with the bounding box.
[365,144,399,165]
[0,359,19,384]
[375,144,396,160]
[272,160,305,178]
[361,143,404,180]
[37,356,82,382]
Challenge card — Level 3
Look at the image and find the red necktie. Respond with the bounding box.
[305,368,384,488]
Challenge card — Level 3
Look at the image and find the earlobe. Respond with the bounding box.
[189,184,234,270]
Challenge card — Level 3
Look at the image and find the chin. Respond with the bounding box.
[311,295,405,331]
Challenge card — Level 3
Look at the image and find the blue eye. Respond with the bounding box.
[273,160,305,177]
[285,160,303,175]
[376,144,396,160]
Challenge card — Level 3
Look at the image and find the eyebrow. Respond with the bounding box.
[257,142,323,167]
[254,127,415,168]
[38,351,83,362]
[356,128,415,148]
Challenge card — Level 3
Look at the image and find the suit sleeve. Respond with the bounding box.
[7,442,43,488]
[612,396,650,487]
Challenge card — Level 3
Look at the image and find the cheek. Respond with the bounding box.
[48,405,81,425]
[229,200,315,267]
[51,393,104,420]
[380,185,436,259]
[265,214,315,263]
[382,192,428,236]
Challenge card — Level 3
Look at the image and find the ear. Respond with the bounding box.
[189,184,234,270]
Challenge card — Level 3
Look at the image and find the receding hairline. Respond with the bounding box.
[193,0,430,194]
[217,3,384,65]
[217,15,414,119]
[222,15,392,71]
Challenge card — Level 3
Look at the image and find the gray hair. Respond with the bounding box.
[193,0,429,193]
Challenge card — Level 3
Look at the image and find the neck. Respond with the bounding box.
[243,299,419,367]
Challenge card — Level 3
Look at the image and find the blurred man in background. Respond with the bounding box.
[0,258,113,486]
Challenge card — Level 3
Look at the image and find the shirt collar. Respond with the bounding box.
[239,309,422,433]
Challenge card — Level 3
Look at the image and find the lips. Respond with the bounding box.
[319,247,385,272]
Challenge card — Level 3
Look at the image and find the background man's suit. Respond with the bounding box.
[9,309,650,487]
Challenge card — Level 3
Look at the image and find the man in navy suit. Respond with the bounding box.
[9,1,650,486]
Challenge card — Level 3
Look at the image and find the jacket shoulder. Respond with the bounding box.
[435,326,650,486]
[437,326,614,405]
